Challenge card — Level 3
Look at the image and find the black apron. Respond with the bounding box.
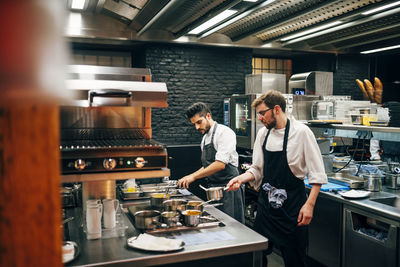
[254,119,308,248]
[201,122,245,223]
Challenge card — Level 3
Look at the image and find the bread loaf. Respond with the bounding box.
[364,79,375,102]
[356,79,370,100]
[374,77,383,104]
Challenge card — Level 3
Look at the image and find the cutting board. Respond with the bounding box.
[304,179,349,191]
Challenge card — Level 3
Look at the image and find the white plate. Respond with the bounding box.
[339,190,371,199]
[127,235,184,252]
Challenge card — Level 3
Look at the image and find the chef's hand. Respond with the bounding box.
[297,202,314,226]
[226,176,242,192]
[177,174,196,189]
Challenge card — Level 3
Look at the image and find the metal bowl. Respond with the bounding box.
[134,210,161,230]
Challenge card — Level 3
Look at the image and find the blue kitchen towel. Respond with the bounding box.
[304,179,350,191]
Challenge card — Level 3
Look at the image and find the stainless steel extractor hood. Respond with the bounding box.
[65,65,168,107]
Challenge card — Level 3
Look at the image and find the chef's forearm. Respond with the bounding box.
[306,184,321,207]
[192,161,225,180]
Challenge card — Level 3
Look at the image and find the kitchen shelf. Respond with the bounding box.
[306,123,400,142]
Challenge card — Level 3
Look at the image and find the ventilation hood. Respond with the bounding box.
[65,65,168,107]
[65,0,400,55]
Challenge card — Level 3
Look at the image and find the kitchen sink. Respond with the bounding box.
[370,197,400,207]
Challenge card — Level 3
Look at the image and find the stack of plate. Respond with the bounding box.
[384,102,400,127]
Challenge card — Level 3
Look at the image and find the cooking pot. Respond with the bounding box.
[199,185,227,201]
[362,174,382,192]
[385,172,400,189]
[185,201,204,212]
[161,211,180,227]
[134,210,161,230]
[181,210,201,227]
[150,193,170,209]
[163,199,187,212]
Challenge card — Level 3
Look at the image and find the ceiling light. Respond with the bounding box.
[360,44,400,54]
[199,0,277,38]
[242,0,258,2]
[189,10,237,35]
[71,0,86,10]
[361,1,400,15]
[280,21,343,41]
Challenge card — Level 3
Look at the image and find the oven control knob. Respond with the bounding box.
[74,159,86,170]
[135,157,148,168]
[103,158,117,170]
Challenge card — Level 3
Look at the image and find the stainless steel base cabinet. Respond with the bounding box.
[343,206,398,267]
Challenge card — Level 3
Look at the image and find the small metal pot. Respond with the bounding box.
[386,173,400,189]
[363,174,382,192]
[161,211,180,227]
[163,199,187,212]
[200,185,225,201]
[150,193,170,209]
[181,210,201,227]
[185,201,204,212]
[134,210,161,230]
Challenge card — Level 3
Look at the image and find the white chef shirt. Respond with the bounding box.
[201,122,239,167]
[248,116,327,190]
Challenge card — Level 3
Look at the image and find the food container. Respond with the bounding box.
[185,201,204,212]
[385,173,400,189]
[362,174,382,192]
[388,162,400,174]
[163,199,187,212]
[351,114,362,125]
[134,210,161,230]
[161,211,180,227]
[150,193,170,209]
[181,210,201,226]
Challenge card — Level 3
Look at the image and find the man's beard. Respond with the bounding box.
[200,120,211,134]
[265,112,277,129]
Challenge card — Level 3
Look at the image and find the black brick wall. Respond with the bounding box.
[144,44,253,145]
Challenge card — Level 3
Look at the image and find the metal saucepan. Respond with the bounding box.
[185,201,204,212]
[150,193,170,209]
[199,185,228,201]
[181,210,201,227]
[134,210,161,230]
[161,211,180,227]
[163,199,187,212]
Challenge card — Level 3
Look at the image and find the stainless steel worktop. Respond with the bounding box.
[313,186,400,225]
[65,194,268,267]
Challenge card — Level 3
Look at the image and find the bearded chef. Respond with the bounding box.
[226,91,327,267]
[178,102,244,223]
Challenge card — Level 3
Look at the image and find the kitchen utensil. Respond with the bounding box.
[161,211,180,227]
[62,241,80,264]
[62,217,74,224]
[86,202,102,239]
[199,185,224,201]
[134,210,161,230]
[385,173,400,189]
[181,210,201,226]
[150,193,170,209]
[185,201,204,212]
[362,174,382,192]
[103,199,119,229]
[162,199,187,212]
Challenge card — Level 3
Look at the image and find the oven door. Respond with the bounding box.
[229,94,263,149]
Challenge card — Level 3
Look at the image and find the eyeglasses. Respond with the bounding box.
[256,108,272,117]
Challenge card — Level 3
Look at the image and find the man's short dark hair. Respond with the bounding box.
[252,90,286,112]
[186,102,211,119]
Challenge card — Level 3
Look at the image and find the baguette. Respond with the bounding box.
[374,77,383,104]
[356,79,370,100]
[364,79,375,102]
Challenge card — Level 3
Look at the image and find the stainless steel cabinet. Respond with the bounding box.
[308,193,343,267]
[343,206,398,267]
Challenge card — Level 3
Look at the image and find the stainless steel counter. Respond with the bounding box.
[313,186,400,225]
[65,194,268,267]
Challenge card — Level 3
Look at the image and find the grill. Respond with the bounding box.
[60,65,168,174]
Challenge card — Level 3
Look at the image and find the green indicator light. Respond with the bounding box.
[127,160,131,165]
